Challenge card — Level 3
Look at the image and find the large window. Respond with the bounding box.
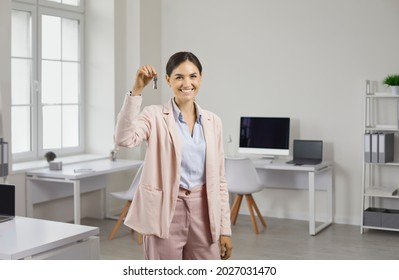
[11,0,84,161]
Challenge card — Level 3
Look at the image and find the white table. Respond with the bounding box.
[0,216,99,260]
[252,159,334,235]
[26,158,142,224]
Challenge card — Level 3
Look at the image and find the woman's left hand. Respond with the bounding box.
[219,235,232,260]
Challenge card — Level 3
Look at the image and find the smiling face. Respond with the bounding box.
[166,60,202,105]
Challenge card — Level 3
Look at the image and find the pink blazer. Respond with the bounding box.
[114,97,231,242]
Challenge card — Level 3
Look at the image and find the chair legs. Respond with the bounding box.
[230,194,243,225]
[136,231,143,245]
[230,194,267,234]
[108,200,142,245]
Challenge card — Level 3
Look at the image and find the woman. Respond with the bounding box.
[114,51,232,260]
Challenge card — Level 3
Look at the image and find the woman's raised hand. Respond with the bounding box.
[131,65,158,96]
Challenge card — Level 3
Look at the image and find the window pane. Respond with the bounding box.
[42,15,61,60]
[62,105,79,147]
[62,18,79,61]
[42,60,61,103]
[62,62,79,103]
[11,106,31,153]
[46,0,80,6]
[63,0,80,6]
[43,105,61,149]
[12,58,31,105]
[12,10,32,58]
[11,3,83,159]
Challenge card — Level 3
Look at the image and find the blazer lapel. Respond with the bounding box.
[201,110,212,150]
[197,104,216,175]
[162,100,182,162]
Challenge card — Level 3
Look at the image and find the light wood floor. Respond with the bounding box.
[81,216,399,260]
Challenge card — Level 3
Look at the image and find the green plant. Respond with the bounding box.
[44,151,56,162]
[383,74,399,86]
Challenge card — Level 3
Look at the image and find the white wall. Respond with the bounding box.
[85,0,116,154]
[0,1,22,211]
[161,0,399,224]
[0,0,11,152]
[4,0,399,224]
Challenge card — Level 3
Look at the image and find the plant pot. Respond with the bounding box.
[391,86,399,95]
[49,161,62,170]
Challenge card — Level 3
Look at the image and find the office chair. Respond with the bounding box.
[225,157,267,234]
[108,164,143,244]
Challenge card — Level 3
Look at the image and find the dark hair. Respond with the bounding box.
[166,51,202,76]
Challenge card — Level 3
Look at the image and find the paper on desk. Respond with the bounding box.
[73,168,95,173]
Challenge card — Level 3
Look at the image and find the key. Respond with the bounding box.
[153,76,158,90]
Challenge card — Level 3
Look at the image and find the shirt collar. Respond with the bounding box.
[172,98,202,125]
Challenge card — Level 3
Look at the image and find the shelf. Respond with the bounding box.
[365,126,399,132]
[365,186,398,196]
[364,162,399,166]
[362,81,399,233]
[365,187,398,197]
[364,194,399,199]
[366,93,399,98]
[362,225,399,232]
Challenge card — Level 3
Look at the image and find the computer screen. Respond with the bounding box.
[0,184,15,216]
[238,117,290,157]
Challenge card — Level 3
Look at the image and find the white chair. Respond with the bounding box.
[225,157,267,234]
[108,164,143,244]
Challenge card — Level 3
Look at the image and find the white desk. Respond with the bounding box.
[252,159,333,235]
[0,216,99,260]
[26,158,142,224]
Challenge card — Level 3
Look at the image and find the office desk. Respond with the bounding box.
[252,159,333,235]
[26,158,142,224]
[0,216,99,260]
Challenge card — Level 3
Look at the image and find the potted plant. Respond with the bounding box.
[383,74,399,95]
[44,151,62,170]
[44,151,56,163]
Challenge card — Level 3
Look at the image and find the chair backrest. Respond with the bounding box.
[124,163,144,200]
[225,157,264,194]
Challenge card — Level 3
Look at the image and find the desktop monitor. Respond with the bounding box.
[238,117,290,157]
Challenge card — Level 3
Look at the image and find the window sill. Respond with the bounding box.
[12,154,109,174]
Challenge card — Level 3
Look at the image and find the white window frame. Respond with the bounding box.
[11,1,37,162]
[11,0,85,162]
[39,0,84,13]
[38,7,84,157]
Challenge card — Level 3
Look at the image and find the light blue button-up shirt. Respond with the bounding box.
[172,99,206,189]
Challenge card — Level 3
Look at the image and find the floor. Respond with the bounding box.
[82,216,399,260]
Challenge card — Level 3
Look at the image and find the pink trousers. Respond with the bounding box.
[144,185,220,260]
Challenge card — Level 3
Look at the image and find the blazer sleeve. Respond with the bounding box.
[114,96,151,148]
[216,117,232,236]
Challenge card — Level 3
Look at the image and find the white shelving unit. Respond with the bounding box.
[361,83,399,233]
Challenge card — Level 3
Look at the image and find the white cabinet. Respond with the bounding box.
[361,83,399,233]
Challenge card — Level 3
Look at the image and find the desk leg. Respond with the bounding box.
[26,178,33,218]
[326,168,333,228]
[309,168,333,236]
[73,180,81,224]
[309,171,316,235]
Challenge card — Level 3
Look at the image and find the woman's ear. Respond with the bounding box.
[165,74,170,87]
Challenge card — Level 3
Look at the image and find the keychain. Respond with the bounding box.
[153,76,158,90]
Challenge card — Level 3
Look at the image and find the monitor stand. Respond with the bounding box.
[260,155,276,164]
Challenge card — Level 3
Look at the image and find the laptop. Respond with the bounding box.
[286,140,323,165]
[0,184,15,222]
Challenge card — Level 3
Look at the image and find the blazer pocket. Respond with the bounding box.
[139,186,163,218]
[142,184,163,192]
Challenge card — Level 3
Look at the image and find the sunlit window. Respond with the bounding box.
[46,0,80,6]
[41,15,80,149]
[11,9,32,154]
[11,0,84,161]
